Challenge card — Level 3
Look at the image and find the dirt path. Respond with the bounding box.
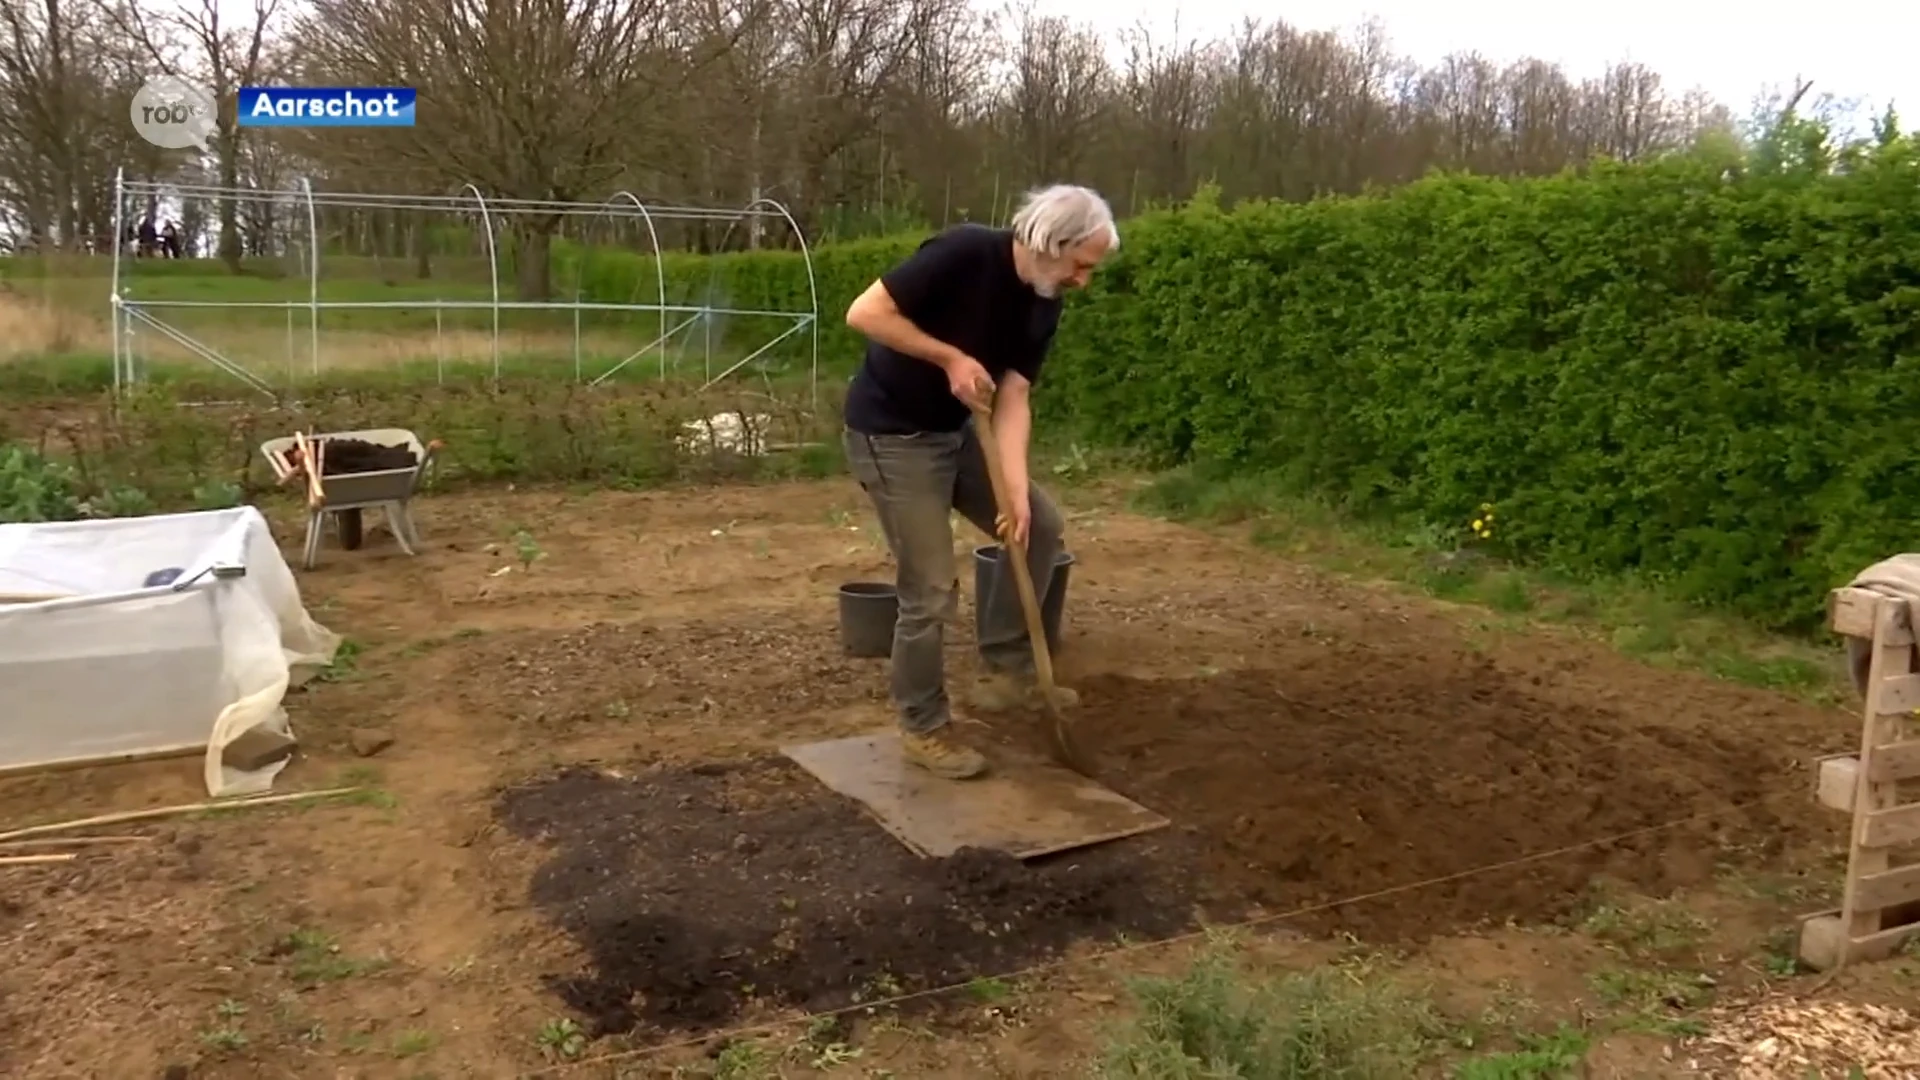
[0,479,1867,1077]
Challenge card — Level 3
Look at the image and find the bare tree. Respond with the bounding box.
[884,0,997,222]
[1582,61,1676,162]
[0,4,1759,257]
[1115,20,1214,207]
[1000,3,1111,190]
[101,0,282,268]
[295,0,748,299]
[0,0,78,248]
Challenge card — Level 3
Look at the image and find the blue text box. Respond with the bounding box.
[238,87,416,127]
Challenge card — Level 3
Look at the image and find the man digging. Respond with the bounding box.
[841,184,1120,780]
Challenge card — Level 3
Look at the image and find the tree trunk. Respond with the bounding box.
[513,218,556,301]
[47,0,75,251]
[217,129,243,272]
[413,213,432,279]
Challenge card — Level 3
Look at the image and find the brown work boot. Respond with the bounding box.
[901,728,988,780]
[970,668,1080,712]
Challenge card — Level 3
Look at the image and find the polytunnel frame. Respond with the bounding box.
[108,168,821,408]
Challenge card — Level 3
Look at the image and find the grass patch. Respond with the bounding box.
[1567,886,1720,1034]
[314,637,365,683]
[1131,466,1846,702]
[967,975,1015,1003]
[1094,938,1615,1078]
[1586,966,1713,1032]
[273,927,390,986]
[391,1028,436,1057]
[198,1025,249,1053]
[710,1038,779,1078]
[327,764,401,810]
[1756,927,1806,977]
[1451,1025,1591,1079]
[1579,892,1714,962]
[1717,859,1844,910]
[196,998,253,1053]
[1476,571,1535,614]
[1096,942,1454,1079]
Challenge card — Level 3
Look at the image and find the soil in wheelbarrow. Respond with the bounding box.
[320,437,417,474]
[494,758,1214,1038]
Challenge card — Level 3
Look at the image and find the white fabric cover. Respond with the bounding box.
[0,506,340,795]
[1845,553,1920,696]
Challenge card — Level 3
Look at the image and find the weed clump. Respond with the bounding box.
[1098,942,1449,1079]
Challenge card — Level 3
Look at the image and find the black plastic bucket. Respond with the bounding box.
[837,582,899,658]
[972,545,1075,654]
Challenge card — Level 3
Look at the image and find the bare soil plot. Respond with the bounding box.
[0,479,1870,1078]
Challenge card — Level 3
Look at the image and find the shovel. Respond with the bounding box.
[967,395,1094,776]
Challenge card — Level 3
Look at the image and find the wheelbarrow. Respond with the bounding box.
[260,427,439,570]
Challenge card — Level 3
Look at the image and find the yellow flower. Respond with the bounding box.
[1472,519,1485,531]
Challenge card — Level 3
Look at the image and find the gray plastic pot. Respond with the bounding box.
[972,545,1075,654]
[837,581,898,658]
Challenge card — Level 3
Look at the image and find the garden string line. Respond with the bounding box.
[521,789,1794,1077]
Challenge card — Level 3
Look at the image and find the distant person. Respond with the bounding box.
[840,184,1119,780]
[161,221,180,258]
[136,217,158,258]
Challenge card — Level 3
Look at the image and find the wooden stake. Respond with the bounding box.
[311,436,327,506]
[0,786,363,844]
[292,431,326,509]
[0,853,76,866]
[0,836,153,849]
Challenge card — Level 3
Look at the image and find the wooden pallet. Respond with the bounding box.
[1798,587,1920,970]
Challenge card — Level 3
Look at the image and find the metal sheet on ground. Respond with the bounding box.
[782,732,1170,859]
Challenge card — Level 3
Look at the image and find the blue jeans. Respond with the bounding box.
[843,423,1066,735]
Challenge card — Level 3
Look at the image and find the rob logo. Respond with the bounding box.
[131,74,218,151]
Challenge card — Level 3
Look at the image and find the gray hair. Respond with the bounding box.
[1010,184,1119,256]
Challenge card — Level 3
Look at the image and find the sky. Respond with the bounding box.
[197,0,1911,132]
[1030,0,1916,129]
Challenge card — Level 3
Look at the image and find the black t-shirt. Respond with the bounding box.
[842,224,1063,435]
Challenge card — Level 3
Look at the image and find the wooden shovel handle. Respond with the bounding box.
[967,397,1091,774]
[967,401,1058,697]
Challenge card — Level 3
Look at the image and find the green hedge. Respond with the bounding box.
[1046,142,1920,630]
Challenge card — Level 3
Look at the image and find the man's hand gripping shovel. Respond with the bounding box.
[965,384,1095,776]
